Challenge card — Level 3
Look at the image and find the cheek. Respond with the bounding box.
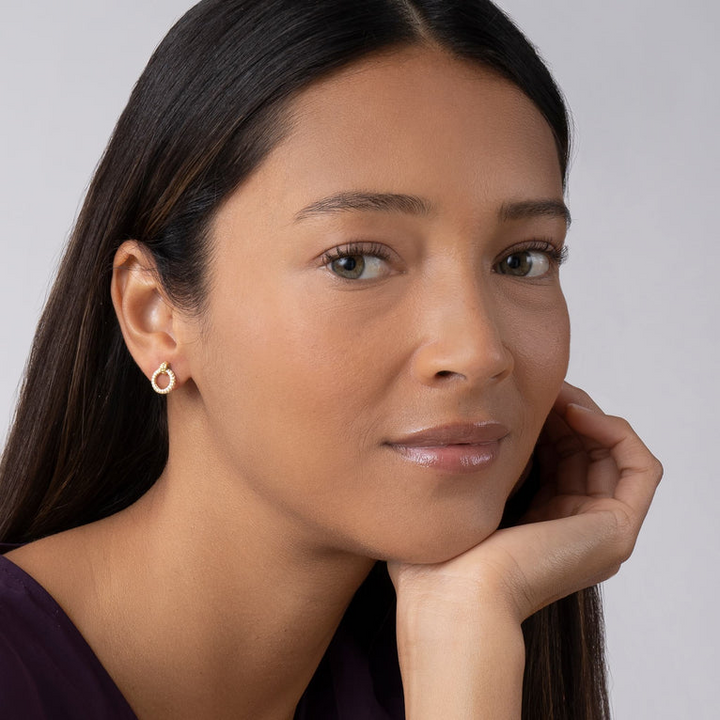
[507,292,570,431]
[196,266,571,562]
[200,280,384,512]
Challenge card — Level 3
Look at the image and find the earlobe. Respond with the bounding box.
[111,240,182,386]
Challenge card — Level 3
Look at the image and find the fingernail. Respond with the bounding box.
[567,402,593,413]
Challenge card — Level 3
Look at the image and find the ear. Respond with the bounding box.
[111,240,186,388]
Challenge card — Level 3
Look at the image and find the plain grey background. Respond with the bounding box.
[1,2,718,718]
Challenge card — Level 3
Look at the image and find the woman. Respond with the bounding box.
[0,0,662,718]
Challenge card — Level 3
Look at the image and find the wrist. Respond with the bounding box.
[396,599,525,720]
[392,563,523,627]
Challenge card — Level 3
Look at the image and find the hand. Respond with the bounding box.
[387,380,664,623]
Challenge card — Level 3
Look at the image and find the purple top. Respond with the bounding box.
[0,544,404,718]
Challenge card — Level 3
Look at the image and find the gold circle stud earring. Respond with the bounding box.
[151,361,176,395]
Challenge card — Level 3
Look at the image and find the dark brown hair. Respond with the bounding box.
[0,1,608,717]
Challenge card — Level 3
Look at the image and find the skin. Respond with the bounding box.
[4,45,662,719]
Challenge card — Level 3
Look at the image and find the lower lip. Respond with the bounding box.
[386,442,501,473]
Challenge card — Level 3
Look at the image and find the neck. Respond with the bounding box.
[83,452,376,719]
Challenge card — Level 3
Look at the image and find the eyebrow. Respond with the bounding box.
[293,190,571,227]
[499,199,572,227]
[293,191,432,222]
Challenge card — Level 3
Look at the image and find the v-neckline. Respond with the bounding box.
[0,543,139,718]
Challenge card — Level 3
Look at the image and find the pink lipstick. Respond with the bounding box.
[386,421,509,474]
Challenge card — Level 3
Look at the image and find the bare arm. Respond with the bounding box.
[396,588,524,720]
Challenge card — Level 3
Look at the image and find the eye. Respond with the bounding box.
[321,241,394,281]
[496,242,568,278]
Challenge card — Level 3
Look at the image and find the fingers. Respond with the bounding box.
[544,381,620,498]
[392,382,664,625]
[537,410,588,496]
[553,380,605,414]
[562,407,621,498]
[564,403,663,526]
[499,511,631,618]
[530,380,660,524]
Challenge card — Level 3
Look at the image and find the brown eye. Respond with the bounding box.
[330,254,366,280]
[322,242,393,281]
[497,250,551,278]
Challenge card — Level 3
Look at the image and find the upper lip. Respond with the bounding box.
[387,421,510,447]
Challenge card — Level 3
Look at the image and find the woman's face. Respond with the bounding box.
[185,46,570,563]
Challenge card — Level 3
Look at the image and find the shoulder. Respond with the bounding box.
[0,553,75,715]
[2,526,109,638]
[3,529,86,598]
[0,606,48,717]
[0,549,138,719]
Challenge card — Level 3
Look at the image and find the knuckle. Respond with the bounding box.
[652,457,664,482]
[596,562,622,584]
[609,510,637,562]
[618,537,636,564]
[573,387,594,404]
[611,415,633,433]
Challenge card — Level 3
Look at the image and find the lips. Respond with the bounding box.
[387,421,510,447]
[385,421,509,474]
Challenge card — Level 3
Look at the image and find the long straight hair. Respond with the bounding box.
[0,1,609,717]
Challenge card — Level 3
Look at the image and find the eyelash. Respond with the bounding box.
[321,241,393,266]
[321,240,569,278]
[500,240,570,270]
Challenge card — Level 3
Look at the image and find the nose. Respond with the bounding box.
[410,269,514,389]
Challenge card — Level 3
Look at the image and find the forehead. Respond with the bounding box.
[235,46,563,225]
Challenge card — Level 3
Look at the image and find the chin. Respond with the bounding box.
[372,516,503,566]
